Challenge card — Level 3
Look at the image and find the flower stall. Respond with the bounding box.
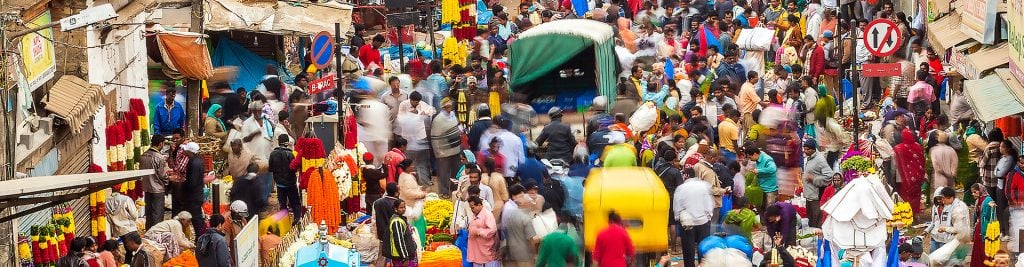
[22,206,78,267]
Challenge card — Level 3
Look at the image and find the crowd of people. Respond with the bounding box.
[61,0,1024,265]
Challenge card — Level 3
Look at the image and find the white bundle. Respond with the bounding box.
[735,28,775,51]
[629,102,659,132]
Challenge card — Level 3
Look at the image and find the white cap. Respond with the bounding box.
[182,142,200,154]
[230,200,248,213]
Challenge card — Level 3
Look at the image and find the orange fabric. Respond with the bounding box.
[156,32,213,80]
[618,18,637,53]
[995,117,1022,138]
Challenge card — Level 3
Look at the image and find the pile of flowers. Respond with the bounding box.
[420,245,462,267]
[164,250,198,267]
[423,196,453,244]
[278,223,354,267]
[887,201,913,231]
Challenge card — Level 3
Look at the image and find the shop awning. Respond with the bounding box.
[964,71,1024,122]
[43,76,104,134]
[927,13,972,52]
[205,0,354,35]
[997,68,1024,106]
[963,43,1009,80]
[0,170,153,223]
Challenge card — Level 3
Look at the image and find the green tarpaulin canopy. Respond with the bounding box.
[509,19,619,105]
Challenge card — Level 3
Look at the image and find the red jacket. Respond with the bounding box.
[358,44,382,69]
[807,44,826,78]
[593,224,635,267]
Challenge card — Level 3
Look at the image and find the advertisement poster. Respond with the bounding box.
[958,0,998,44]
[234,215,259,267]
[19,11,56,92]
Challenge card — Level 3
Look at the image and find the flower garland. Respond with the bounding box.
[984,219,1000,265]
[17,234,32,267]
[90,190,108,244]
[887,201,913,232]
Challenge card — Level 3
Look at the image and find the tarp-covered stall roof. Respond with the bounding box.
[509,19,619,105]
[205,0,354,35]
[964,70,1024,122]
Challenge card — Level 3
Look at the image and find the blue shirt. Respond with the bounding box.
[516,158,548,187]
[755,152,779,193]
[154,102,186,135]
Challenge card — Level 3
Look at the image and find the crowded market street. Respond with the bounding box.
[1,0,1023,266]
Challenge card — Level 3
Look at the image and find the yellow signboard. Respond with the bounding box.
[19,10,56,92]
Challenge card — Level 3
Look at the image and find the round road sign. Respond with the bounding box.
[862,19,903,58]
[311,31,334,70]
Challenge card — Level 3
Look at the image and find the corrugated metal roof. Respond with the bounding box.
[964,72,1024,122]
[43,76,103,134]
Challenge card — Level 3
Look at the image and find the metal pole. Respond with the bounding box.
[428,3,438,60]
[397,25,406,73]
[187,0,205,136]
[851,19,860,140]
[335,22,346,147]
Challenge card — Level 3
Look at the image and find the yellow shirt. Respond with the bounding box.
[718,118,740,152]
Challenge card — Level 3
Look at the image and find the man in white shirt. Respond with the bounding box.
[673,177,714,267]
[107,186,140,239]
[395,91,436,185]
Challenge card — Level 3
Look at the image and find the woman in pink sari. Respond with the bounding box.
[893,128,926,213]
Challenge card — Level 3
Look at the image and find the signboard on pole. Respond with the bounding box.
[863,19,903,58]
[310,31,334,70]
[1009,0,1024,83]
[19,11,56,92]
[309,73,337,94]
[861,63,902,77]
[234,215,259,267]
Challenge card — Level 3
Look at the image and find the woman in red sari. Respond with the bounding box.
[893,128,926,213]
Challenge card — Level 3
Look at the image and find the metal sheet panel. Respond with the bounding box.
[964,73,1024,122]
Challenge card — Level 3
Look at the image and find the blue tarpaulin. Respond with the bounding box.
[211,38,293,92]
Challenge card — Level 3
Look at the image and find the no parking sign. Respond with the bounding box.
[310,31,334,70]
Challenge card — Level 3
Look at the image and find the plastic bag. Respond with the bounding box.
[816,239,832,267]
[629,103,659,132]
[745,172,764,208]
[720,194,734,220]
[929,239,961,266]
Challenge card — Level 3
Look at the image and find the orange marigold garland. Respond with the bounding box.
[296,137,341,233]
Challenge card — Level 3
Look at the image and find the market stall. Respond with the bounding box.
[509,19,620,112]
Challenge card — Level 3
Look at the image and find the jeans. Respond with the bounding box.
[277,186,303,221]
[680,222,711,267]
[989,185,1010,233]
[930,240,946,253]
[407,149,433,186]
[722,150,737,163]
[144,192,165,229]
